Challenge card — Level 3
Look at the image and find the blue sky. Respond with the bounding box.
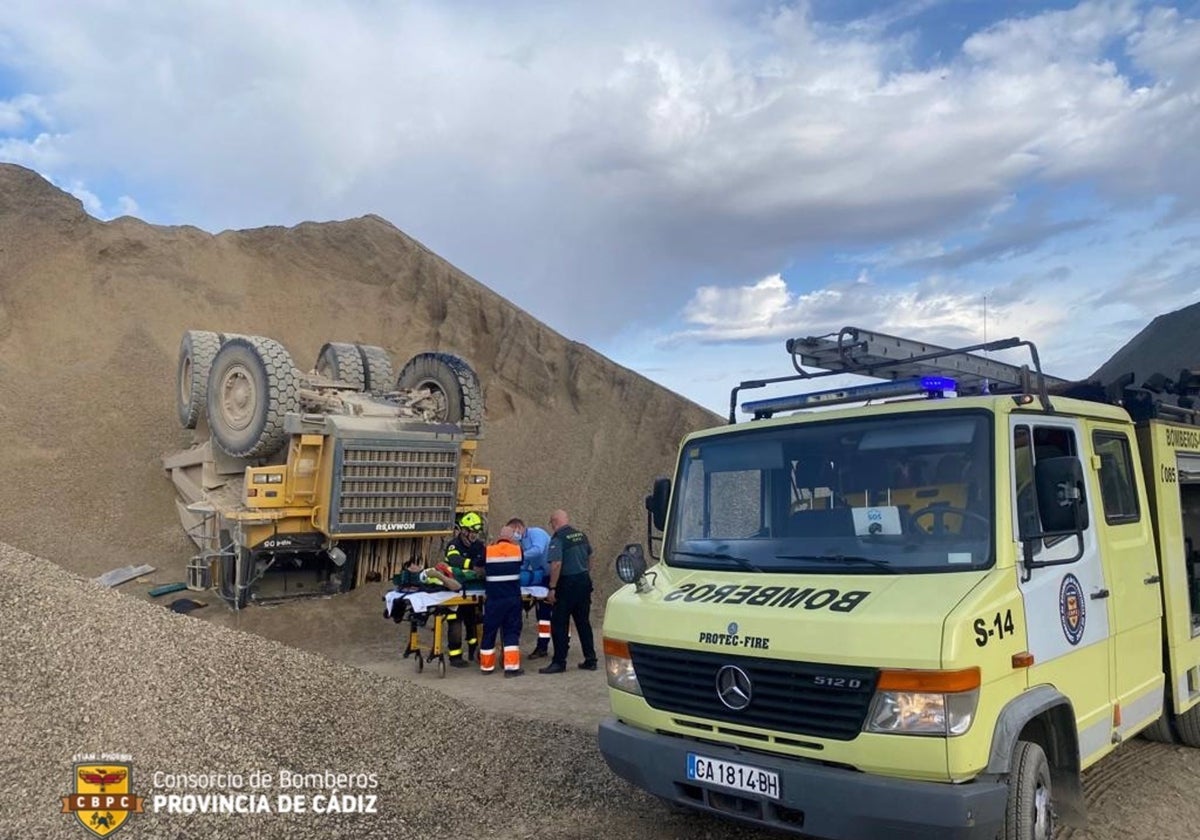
[2,0,1198,416]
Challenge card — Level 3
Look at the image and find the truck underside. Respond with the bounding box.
[163,331,490,608]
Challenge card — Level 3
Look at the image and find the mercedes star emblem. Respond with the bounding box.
[715,665,752,711]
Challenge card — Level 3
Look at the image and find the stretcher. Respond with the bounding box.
[392,586,550,677]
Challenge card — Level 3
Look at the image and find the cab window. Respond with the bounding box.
[1013,423,1081,553]
[1093,431,1139,524]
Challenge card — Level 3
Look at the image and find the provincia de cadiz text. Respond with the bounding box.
[63,752,380,826]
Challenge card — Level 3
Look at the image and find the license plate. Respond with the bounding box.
[686,753,780,800]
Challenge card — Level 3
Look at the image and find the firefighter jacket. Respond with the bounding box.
[445,534,485,581]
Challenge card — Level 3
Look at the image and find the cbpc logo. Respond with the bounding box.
[61,756,144,837]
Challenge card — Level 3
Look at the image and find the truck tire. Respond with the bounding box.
[316,342,366,390]
[395,352,483,427]
[207,336,300,459]
[1005,740,1054,840]
[1141,714,1177,744]
[177,330,223,429]
[357,344,394,392]
[1175,702,1200,747]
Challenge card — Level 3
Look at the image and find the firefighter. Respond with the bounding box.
[478,526,525,677]
[444,511,486,668]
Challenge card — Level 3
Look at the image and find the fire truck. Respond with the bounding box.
[600,326,1200,839]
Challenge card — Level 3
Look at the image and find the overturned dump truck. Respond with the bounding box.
[163,331,490,608]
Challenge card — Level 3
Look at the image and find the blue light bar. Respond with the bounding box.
[920,376,958,392]
[741,375,958,417]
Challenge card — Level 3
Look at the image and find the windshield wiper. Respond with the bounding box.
[673,550,764,573]
[774,554,902,574]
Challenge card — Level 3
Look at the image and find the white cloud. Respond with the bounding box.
[113,195,139,217]
[65,180,103,216]
[0,93,48,132]
[0,1,1197,340]
[667,271,993,346]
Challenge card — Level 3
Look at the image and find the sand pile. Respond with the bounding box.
[0,163,719,595]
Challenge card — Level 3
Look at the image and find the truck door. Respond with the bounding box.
[1012,418,1113,767]
[1088,425,1163,739]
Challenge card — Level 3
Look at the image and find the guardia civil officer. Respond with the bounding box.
[538,509,597,674]
[478,526,526,677]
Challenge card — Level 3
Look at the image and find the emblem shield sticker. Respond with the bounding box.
[1058,573,1087,646]
[61,763,144,837]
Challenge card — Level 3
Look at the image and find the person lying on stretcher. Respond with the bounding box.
[392,559,473,592]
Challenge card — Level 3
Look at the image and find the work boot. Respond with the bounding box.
[449,658,469,669]
[528,648,548,660]
[504,669,526,678]
[538,662,566,675]
[578,660,598,671]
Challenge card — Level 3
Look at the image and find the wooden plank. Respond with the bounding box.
[93,564,156,587]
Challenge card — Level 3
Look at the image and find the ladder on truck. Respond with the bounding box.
[730,326,1068,422]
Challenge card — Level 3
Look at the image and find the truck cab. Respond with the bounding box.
[599,327,1200,840]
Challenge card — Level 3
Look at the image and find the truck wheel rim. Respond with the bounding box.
[219,366,257,431]
[180,357,194,404]
[1033,784,1052,839]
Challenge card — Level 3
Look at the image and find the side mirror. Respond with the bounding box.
[1034,456,1089,535]
[646,477,671,532]
[616,544,647,584]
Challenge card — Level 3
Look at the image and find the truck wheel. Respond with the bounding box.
[1005,741,1054,840]
[178,330,224,429]
[1175,702,1200,747]
[395,352,483,427]
[316,342,366,390]
[207,336,300,459]
[357,344,394,392]
[1141,714,1177,744]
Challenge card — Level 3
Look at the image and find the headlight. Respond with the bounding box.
[864,668,980,737]
[866,689,978,736]
[603,638,642,696]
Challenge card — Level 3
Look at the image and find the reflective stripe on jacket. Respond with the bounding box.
[484,540,523,600]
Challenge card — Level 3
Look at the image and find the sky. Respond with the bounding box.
[2,0,1199,417]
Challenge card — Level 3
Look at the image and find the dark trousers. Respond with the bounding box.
[482,596,523,650]
[551,574,595,666]
[447,604,478,660]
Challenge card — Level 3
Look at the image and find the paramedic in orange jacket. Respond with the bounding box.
[478,526,525,677]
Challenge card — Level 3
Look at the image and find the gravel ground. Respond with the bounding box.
[0,542,638,840]
[12,538,1200,840]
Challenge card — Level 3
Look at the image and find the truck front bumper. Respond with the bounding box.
[598,717,1007,840]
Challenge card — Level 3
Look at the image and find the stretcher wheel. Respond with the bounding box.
[438,657,447,678]
[415,653,424,674]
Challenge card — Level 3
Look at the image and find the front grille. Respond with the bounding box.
[629,643,878,741]
[331,441,459,534]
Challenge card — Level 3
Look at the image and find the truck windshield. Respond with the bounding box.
[666,410,994,574]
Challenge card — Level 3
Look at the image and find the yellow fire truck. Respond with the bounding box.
[600,326,1200,839]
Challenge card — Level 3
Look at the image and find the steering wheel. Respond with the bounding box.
[907,505,988,537]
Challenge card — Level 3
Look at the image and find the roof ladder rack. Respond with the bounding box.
[729,326,1065,423]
